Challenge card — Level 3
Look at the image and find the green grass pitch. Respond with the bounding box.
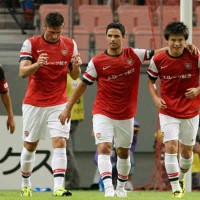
[0,190,199,200]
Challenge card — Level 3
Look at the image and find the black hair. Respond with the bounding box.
[106,22,126,36]
[0,64,5,79]
[45,12,64,27]
[164,21,189,40]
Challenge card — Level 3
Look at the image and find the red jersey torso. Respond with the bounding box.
[147,49,200,118]
[20,35,75,107]
[83,48,147,120]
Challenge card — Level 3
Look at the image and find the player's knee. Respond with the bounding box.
[24,141,38,152]
[116,147,129,159]
[97,142,112,154]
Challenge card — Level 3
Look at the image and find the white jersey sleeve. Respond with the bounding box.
[131,48,146,62]
[147,57,158,79]
[82,60,97,85]
[72,39,78,56]
[20,39,32,61]
[131,48,154,62]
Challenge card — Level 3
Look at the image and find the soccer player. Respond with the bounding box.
[147,21,200,198]
[0,64,15,134]
[58,22,170,197]
[19,12,82,197]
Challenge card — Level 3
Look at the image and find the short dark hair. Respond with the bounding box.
[106,22,126,36]
[164,22,189,40]
[45,12,64,27]
[0,64,5,79]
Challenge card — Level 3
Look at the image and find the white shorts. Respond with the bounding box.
[93,114,133,148]
[159,113,199,146]
[22,104,71,142]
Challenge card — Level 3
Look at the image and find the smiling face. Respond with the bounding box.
[106,28,125,55]
[167,34,186,57]
[43,24,64,43]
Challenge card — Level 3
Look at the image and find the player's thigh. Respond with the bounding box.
[93,114,114,144]
[22,104,47,142]
[179,115,199,146]
[114,118,133,148]
[47,103,71,139]
[159,113,180,143]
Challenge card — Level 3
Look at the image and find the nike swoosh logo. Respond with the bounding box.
[161,66,168,69]
[37,50,44,53]
[103,66,110,70]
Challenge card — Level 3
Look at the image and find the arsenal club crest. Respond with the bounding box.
[96,132,101,139]
[127,58,134,65]
[24,131,29,137]
[184,62,192,70]
[61,49,68,56]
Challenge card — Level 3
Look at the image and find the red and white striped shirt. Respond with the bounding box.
[83,47,152,120]
[147,49,200,118]
[19,35,78,107]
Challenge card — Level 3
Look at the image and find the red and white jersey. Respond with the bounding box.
[19,35,78,107]
[0,66,9,93]
[83,47,153,120]
[147,49,200,119]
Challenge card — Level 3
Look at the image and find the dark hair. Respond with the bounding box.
[106,22,126,36]
[0,64,5,79]
[164,22,189,40]
[45,12,64,27]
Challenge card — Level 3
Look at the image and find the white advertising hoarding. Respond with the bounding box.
[0,116,53,190]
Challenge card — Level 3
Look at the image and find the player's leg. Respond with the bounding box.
[114,118,133,197]
[20,141,38,197]
[125,152,134,191]
[178,115,199,195]
[93,114,115,197]
[48,104,72,196]
[20,104,44,197]
[97,143,114,197]
[159,114,183,197]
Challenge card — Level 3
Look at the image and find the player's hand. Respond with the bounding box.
[71,54,82,68]
[37,53,49,67]
[154,97,167,110]
[185,43,199,54]
[7,116,15,134]
[58,108,71,125]
[185,87,200,99]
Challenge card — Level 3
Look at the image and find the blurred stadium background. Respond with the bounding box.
[0,0,199,191]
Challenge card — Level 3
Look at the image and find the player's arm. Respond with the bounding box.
[69,54,82,80]
[59,81,87,125]
[147,74,167,110]
[69,40,82,80]
[19,53,48,78]
[184,43,199,54]
[154,47,168,55]
[1,92,15,134]
[185,85,200,99]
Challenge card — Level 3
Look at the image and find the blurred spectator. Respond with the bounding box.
[65,74,84,189]
[20,0,35,29]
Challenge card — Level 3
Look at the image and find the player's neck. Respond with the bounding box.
[107,48,123,56]
[168,48,184,57]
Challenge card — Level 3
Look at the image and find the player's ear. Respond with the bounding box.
[43,24,47,32]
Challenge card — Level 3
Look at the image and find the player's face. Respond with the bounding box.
[106,28,125,52]
[167,34,186,57]
[43,25,64,43]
